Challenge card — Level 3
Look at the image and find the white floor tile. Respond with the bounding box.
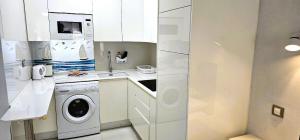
[71,127,140,140]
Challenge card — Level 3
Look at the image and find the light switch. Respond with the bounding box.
[272,105,284,118]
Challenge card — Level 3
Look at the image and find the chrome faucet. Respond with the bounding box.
[108,51,113,74]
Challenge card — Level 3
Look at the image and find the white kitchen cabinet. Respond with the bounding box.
[156,74,188,140]
[158,7,191,54]
[144,0,158,43]
[93,0,158,43]
[159,0,191,12]
[99,79,128,124]
[128,80,156,140]
[122,0,145,42]
[24,0,50,41]
[48,0,93,14]
[93,0,122,42]
[0,0,27,41]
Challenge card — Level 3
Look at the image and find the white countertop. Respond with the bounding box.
[1,78,55,121]
[54,69,157,98]
[95,69,157,98]
[1,69,156,122]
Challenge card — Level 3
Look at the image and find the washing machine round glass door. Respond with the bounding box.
[63,95,96,124]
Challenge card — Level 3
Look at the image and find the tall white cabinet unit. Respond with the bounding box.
[0,0,28,41]
[93,0,122,41]
[48,0,93,14]
[24,0,50,41]
[156,1,192,140]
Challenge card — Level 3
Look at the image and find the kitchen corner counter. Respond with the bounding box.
[1,78,55,121]
[96,69,157,98]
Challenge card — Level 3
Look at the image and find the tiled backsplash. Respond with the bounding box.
[30,40,95,73]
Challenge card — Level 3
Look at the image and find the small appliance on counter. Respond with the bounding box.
[43,46,53,77]
[45,64,53,77]
[137,65,156,74]
[32,65,46,80]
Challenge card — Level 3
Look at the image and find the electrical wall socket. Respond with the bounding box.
[272,104,284,118]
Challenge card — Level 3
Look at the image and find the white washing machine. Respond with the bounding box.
[55,81,100,139]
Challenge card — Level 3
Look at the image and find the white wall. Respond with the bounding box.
[248,0,300,139]
[188,0,259,139]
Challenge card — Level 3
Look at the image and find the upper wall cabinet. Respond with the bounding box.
[122,0,158,43]
[93,0,158,43]
[48,0,93,14]
[24,0,50,41]
[93,0,122,42]
[158,7,191,54]
[0,0,28,41]
[122,0,145,42]
[159,0,191,12]
[144,0,158,43]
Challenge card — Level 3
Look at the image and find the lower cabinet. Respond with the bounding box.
[99,79,128,124]
[128,80,156,140]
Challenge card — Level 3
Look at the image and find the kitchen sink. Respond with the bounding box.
[97,72,128,78]
[138,79,156,92]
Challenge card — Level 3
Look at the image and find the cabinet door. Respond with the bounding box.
[144,0,158,43]
[132,107,150,140]
[24,0,50,41]
[128,81,136,122]
[158,7,191,54]
[93,0,122,41]
[149,97,156,140]
[48,0,93,14]
[0,0,27,41]
[159,0,191,12]
[122,0,144,42]
[99,79,128,124]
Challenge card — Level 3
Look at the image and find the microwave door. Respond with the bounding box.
[57,21,83,34]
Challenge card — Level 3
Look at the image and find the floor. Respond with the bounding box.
[71,127,140,140]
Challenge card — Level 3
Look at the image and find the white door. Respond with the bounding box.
[93,0,122,41]
[0,0,27,41]
[99,79,128,124]
[122,0,144,42]
[24,0,50,41]
[144,0,158,43]
[48,0,93,14]
[158,7,191,54]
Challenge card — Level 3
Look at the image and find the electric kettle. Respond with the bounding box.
[32,65,46,80]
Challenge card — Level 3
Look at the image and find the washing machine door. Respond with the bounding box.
[63,95,96,124]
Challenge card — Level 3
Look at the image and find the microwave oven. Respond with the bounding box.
[49,13,93,40]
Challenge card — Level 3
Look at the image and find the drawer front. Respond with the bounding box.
[135,96,150,121]
[132,107,150,140]
[135,86,150,107]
